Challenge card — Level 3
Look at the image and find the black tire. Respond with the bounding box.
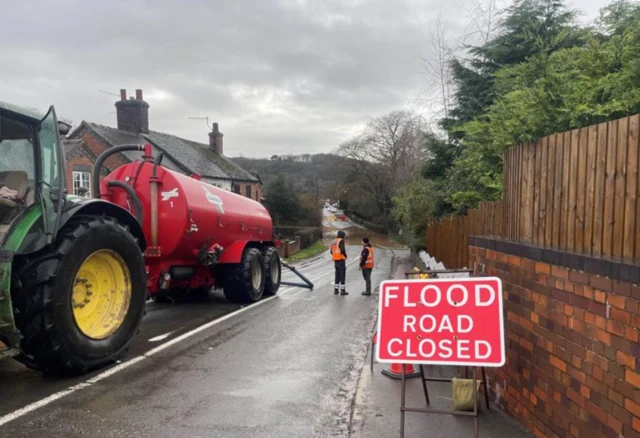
[12,215,147,375]
[222,248,265,303]
[262,247,281,296]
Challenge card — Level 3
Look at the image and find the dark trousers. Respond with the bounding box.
[334,260,346,288]
[362,268,372,294]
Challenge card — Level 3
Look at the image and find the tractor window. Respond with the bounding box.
[0,113,36,240]
[0,115,35,180]
[0,114,36,196]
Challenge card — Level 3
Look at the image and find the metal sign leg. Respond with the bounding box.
[473,367,479,438]
[419,365,430,405]
[481,367,490,410]
[400,364,407,438]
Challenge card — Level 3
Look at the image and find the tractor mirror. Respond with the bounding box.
[58,121,71,136]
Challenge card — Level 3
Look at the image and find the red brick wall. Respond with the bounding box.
[470,245,640,438]
[235,182,262,202]
[80,132,129,171]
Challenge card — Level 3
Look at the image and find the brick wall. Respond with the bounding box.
[65,157,94,195]
[276,236,301,258]
[234,182,262,202]
[469,240,640,438]
[80,132,129,171]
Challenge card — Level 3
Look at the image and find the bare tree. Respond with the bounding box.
[461,0,501,45]
[418,0,503,129]
[339,110,426,221]
[419,10,456,129]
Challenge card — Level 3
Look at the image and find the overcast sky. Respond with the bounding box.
[1,0,607,158]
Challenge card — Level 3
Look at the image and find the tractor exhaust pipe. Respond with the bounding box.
[92,144,145,198]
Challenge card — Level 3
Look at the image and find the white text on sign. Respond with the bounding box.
[376,278,505,367]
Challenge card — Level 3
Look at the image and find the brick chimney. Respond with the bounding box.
[115,88,150,134]
[208,123,224,155]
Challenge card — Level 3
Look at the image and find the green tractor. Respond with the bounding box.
[0,101,147,374]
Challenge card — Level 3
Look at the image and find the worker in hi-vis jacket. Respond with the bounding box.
[359,237,374,296]
[330,230,348,295]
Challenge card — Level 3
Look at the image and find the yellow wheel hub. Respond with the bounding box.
[72,250,132,340]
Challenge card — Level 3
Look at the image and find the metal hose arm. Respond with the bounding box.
[92,144,145,198]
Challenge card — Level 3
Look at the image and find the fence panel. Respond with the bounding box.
[584,125,598,254]
[624,115,639,259]
[426,114,640,267]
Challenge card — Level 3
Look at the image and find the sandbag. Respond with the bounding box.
[452,377,482,411]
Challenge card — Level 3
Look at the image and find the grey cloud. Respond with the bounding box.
[1,0,607,157]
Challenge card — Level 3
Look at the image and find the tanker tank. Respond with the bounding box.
[98,148,281,304]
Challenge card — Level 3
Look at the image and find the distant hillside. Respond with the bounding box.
[231,153,347,196]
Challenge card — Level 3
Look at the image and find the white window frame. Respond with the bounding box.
[72,171,91,197]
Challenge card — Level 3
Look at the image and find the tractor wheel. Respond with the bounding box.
[222,248,265,303]
[262,247,281,296]
[13,215,146,374]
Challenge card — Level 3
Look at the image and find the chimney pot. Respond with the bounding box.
[115,89,150,134]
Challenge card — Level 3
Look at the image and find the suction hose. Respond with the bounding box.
[280,261,314,290]
[106,181,143,224]
[92,144,145,198]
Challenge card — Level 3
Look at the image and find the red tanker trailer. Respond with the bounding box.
[95,144,282,303]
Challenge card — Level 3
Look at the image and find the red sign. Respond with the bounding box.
[376,277,505,367]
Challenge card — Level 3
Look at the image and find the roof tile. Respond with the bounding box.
[84,123,256,182]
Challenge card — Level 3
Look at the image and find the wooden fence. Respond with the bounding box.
[426,114,640,268]
[426,201,502,268]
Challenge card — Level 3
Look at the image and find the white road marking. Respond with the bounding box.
[0,260,361,428]
[148,331,175,342]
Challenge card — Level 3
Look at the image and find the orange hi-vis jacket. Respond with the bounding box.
[331,238,346,261]
[362,245,374,269]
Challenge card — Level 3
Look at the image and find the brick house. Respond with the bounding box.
[63,89,262,201]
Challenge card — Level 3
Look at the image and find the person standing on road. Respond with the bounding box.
[359,237,374,296]
[331,230,348,295]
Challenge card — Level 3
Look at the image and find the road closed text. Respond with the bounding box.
[376,278,505,367]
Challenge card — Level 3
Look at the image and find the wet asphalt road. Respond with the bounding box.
[0,246,394,437]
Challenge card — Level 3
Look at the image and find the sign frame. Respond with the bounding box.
[375,276,505,368]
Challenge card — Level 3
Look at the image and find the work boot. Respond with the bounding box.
[361,291,371,296]
[334,287,339,295]
[340,289,349,296]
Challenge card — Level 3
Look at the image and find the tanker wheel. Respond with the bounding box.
[12,215,146,375]
[262,247,281,296]
[222,248,265,303]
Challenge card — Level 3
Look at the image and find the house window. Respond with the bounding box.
[245,185,252,199]
[232,183,240,194]
[72,171,91,197]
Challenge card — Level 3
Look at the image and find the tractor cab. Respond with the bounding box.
[0,102,66,246]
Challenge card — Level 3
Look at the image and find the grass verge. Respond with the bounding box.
[285,241,328,263]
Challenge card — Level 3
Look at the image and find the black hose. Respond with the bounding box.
[152,152,164,177]
[106,181,144,224]
[281,261,314,290]
[92,144,145,198]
